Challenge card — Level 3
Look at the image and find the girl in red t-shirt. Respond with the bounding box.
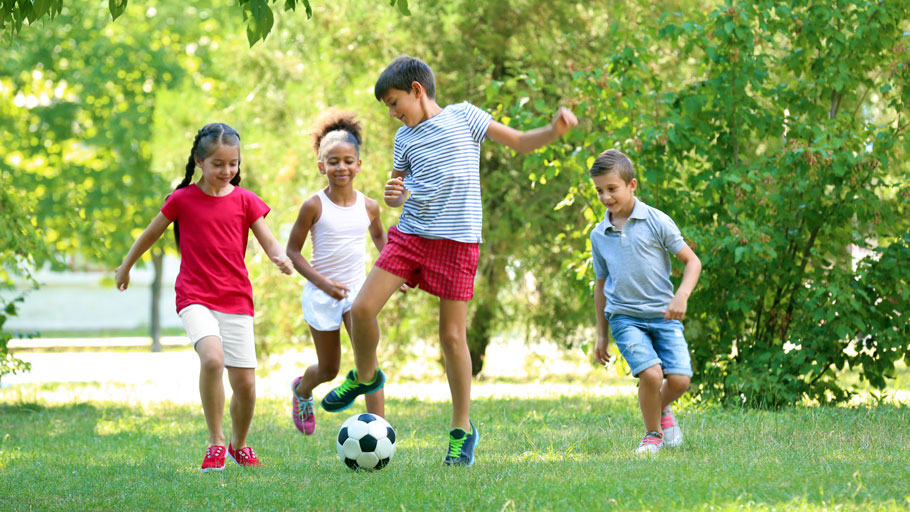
[115,123,293,472]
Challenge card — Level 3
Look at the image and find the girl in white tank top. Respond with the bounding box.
[285,110,395,434]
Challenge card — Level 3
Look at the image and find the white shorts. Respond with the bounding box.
[178,304,257,368]
[301,282,361,331]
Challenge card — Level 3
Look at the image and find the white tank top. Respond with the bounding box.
[307,189,371,290]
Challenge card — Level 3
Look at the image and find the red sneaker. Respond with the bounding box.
[201,445,226,472]
[228,442,263,467]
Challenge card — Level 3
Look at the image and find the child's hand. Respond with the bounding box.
[398,283,410,294]
[664,294,688,321]
[594,337,613,366]
[320,279,351,301]
[115,267,129,291]
[115,265,130,291]
[384,177,406,204]
[551,107,578,137]
[272,255,294,275]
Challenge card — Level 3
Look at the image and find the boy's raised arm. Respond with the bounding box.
[486,107,578,154]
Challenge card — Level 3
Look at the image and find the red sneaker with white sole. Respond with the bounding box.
[201,445,226,472]
[228,443,263,467]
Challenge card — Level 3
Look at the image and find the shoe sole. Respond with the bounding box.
[201,466,225,473]
[663,426,683,447]
[444,421,479,467]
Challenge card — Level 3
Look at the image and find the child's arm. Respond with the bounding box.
[485,107,578,154]
[285,197,349,299]
[365,197,388,253]
[664,246,702,321]
[383,170,408,207]
[116,213,172,291]
[251,217,294,275]
[593,278,613,366]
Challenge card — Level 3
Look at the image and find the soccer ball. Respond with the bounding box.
[336,413,396,470]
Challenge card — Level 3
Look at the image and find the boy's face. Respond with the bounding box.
[592,171,637,216]
[381,84,425,128]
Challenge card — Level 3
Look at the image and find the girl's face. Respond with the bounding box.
[318,141,361,187]
[196,144,240,191]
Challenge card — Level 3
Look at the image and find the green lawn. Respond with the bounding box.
[1,383,908,511]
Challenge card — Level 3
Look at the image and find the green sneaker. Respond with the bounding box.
[444,420,479,466]
[320,368,385,413]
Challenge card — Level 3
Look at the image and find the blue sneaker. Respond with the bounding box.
[444,420,479,466]
[320,368,385,412]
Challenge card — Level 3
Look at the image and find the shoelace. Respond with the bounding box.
[303,400,314,418]
[641,432,663,446]
[448,433,467,458]
[335,377,357,397]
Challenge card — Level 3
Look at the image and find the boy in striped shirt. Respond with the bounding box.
[321,55,577,466]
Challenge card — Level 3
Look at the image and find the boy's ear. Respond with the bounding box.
[411,81,424,98]
[629,178,638,192]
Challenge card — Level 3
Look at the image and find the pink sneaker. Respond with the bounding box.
[201,445,226,472]
[291,376,316,435]
[661,406,683,447]
[228,443,262,467]
[635,431,664,454]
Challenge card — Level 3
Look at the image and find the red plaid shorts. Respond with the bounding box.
[375,226,480,301]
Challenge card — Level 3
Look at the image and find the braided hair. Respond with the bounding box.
[172,123,242,248]
[311,109,363,163]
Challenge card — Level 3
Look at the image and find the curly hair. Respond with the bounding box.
[311,109,363,162]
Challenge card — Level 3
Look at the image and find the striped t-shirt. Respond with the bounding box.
[393,102,493,243]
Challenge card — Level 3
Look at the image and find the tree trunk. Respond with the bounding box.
[466,296,495,376]
[150,247,163,353]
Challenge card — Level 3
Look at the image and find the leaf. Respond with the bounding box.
[108,0,128,21]
[393,0,411,16]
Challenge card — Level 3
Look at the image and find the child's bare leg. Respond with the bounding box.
[661,374,691,408]
[342,311,386,417]
[227,367,256,448]
[195,336,226,446]
[350,266,406,382]
[439,298,471,431]
[296,327,341,399]
[637,364,664,434]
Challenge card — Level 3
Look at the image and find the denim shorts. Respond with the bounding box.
[607,314,693,377]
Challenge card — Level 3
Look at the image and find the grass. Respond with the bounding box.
[1,382,909,511]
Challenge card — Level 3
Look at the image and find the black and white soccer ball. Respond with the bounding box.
[336,413,396,470]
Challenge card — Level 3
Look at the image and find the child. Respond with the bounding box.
[115,123,294,472]
[286,109,395,435]
[320,55,578,466]
[588,149,702,454]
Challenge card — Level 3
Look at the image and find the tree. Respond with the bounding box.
[524,0,910,406]
[0,0,410,46]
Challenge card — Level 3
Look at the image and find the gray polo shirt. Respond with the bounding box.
[591,199,687,318]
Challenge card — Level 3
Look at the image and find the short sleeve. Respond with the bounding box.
[393,133,409,173]
[160,192,179,221]
[460,102,493,143]
[591,229,609,280]
[244,189,270,226]
[657,212,687,255]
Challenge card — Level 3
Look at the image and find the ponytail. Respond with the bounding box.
[171,123,243,249]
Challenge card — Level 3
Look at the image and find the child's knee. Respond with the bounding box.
[668,374,691,391]
[638,365,664,387]
[199,354,224,373]
[316,365,339,382]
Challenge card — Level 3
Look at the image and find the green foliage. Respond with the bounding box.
[521,0,910,406]
[1,1,409,46]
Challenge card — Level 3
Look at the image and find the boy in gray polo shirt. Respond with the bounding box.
[589,149,702,455]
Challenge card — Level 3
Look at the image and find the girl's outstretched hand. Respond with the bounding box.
[272,255,294,275]
[115,265,130,291]
[551,107,578,137]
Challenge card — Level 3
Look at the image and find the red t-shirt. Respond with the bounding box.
[161,184,270,316]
